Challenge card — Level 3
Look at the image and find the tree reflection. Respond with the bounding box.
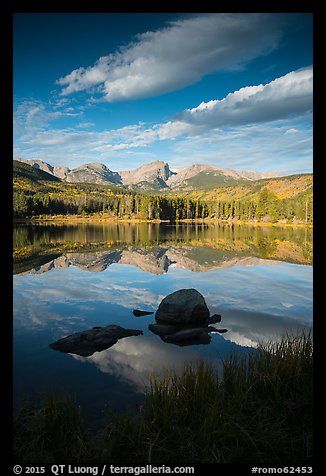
[13,222,313,276]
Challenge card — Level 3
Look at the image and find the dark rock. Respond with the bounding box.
[155,288,210,324]
[148,323,179,335]
[207,326,228,333]
[133,309,154,317]
[162,328,211,346]
[49,325,143,357]
[209,314,222,323]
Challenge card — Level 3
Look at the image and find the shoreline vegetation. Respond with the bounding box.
[14,332,313,464]
[13,219,313,272]
[14,214,313,227]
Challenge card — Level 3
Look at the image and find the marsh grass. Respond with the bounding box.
[14,332,313,464]
[13,396,94,463]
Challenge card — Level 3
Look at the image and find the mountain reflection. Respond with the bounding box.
[13,222,312,275]
[15,246,287,276]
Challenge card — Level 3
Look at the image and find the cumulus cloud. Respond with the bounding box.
[175,67,313,128]
[56,13,282,102]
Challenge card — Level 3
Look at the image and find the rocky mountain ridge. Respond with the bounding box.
[14,157,283,190]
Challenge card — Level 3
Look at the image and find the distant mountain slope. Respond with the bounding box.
[185,173,313,201]
[14,157,69,180]
[13,159,61,183]
[167,167,243,191]
[119,160,174,188]
[65,163,122,185]
[166,163,282,191]
[14,157,284,191]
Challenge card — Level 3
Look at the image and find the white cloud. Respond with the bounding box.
[56,13,282,102]
[77,122,95,128]
[14,68,313,174]
[156,121,203,140]
[167,119,312,174]
[51,97,71,108]
[285,128,299,134]
[14,99,83,136]
[176,67,313,128]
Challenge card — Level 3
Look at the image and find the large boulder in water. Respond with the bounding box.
[155,288,210,324]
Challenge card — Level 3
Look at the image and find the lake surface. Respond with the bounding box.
[13,222,313,427]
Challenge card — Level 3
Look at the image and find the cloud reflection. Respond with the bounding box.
[220,309,312,347]
[71,335,213,391]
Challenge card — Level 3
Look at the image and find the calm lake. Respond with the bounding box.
[13,222,313,427]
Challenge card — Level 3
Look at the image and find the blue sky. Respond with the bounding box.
[13,13,313,174]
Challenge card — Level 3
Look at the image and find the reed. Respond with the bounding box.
[13,395,93,463]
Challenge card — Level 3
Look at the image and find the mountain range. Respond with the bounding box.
[14,157,283,192]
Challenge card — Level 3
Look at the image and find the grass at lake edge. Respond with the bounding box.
[14,331,313,464]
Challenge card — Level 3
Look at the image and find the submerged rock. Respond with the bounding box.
[49,325,143,357]
[133,309,154,317]
[155,288,210,324]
